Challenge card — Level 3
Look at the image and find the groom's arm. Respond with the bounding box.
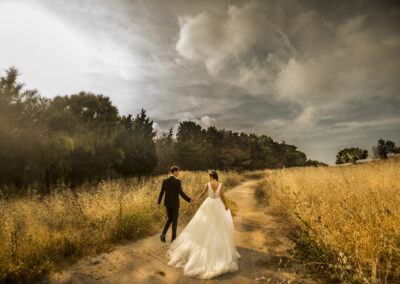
[158,180,166,205]
[178,180,191,203]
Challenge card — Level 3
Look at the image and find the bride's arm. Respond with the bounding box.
[219,184,229,210]
[193,184,208,202]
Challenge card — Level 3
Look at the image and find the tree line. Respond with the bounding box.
[0,67,325,194]
[335,139,400,164]
[154,121,326,174]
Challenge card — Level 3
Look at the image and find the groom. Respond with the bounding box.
[158,166,192,243]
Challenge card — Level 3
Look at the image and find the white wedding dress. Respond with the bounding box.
[167,182,241,279]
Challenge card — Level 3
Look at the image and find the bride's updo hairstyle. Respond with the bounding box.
[209,170,219,181]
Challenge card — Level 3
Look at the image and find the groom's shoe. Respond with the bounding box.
[171,237,176,242]
[160,234,166,243]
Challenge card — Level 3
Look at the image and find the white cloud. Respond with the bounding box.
[175,1,395,105]
[262,105,317,141]
[263,118,287,130]
[273,13,400,104]
[174,112,217,129]
[294,106,315,126]
[199,115,216,128]
[175,2,297,95]
[274,58,324,99]
[176,2,261,75]
[333,117,400,132]
[286,106,317,138]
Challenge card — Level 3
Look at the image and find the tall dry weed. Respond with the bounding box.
[255,156,400,283]
[0,170,241,282]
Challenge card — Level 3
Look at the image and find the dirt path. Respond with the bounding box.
[45,180,316,284]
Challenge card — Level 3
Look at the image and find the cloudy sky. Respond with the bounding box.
[1,0,399,164]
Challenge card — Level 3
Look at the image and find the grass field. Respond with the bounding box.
[3,158,398,283]
[0,171,243,283]
[255,156,400,283]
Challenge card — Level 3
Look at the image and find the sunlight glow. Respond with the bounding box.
[0,2,92,96]
[0,2,137,97]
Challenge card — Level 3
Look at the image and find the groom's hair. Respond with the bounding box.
[170,166,180,173]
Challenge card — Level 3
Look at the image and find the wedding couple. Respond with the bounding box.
[157,166,241,279]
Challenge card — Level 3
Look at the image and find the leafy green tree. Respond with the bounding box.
[283,144,307,167]
[272,141,288,168]
[115,109,157,179]
[0,67,47,189]
[204,126,224,169]
[175,121,210,170]
[44,92,123,187]
[306,160,328,167]
[248,135,275,169]
[372,139,398,159]
[154,128,176,174]
[219,131,251,170]
[336,147,368,164]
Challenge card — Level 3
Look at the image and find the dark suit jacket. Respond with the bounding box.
[158,176,191,208]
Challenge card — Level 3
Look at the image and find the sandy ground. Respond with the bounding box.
[44,180,317,284]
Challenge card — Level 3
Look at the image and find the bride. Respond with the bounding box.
[167,171,241,279]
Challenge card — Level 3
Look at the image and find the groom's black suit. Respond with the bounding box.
[158,175,191,240]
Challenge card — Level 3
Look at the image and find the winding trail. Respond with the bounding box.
[46,180,316,284]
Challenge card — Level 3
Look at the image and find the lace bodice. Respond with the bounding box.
[208,182,221,199]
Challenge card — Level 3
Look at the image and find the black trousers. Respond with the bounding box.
[162,207,179,240]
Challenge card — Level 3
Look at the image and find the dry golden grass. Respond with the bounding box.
[255,156,400,283]
[0,170,242,283]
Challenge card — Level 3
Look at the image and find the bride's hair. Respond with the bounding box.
[209,171,219,181]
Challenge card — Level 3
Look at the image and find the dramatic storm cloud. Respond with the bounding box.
[1,0,399,163]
